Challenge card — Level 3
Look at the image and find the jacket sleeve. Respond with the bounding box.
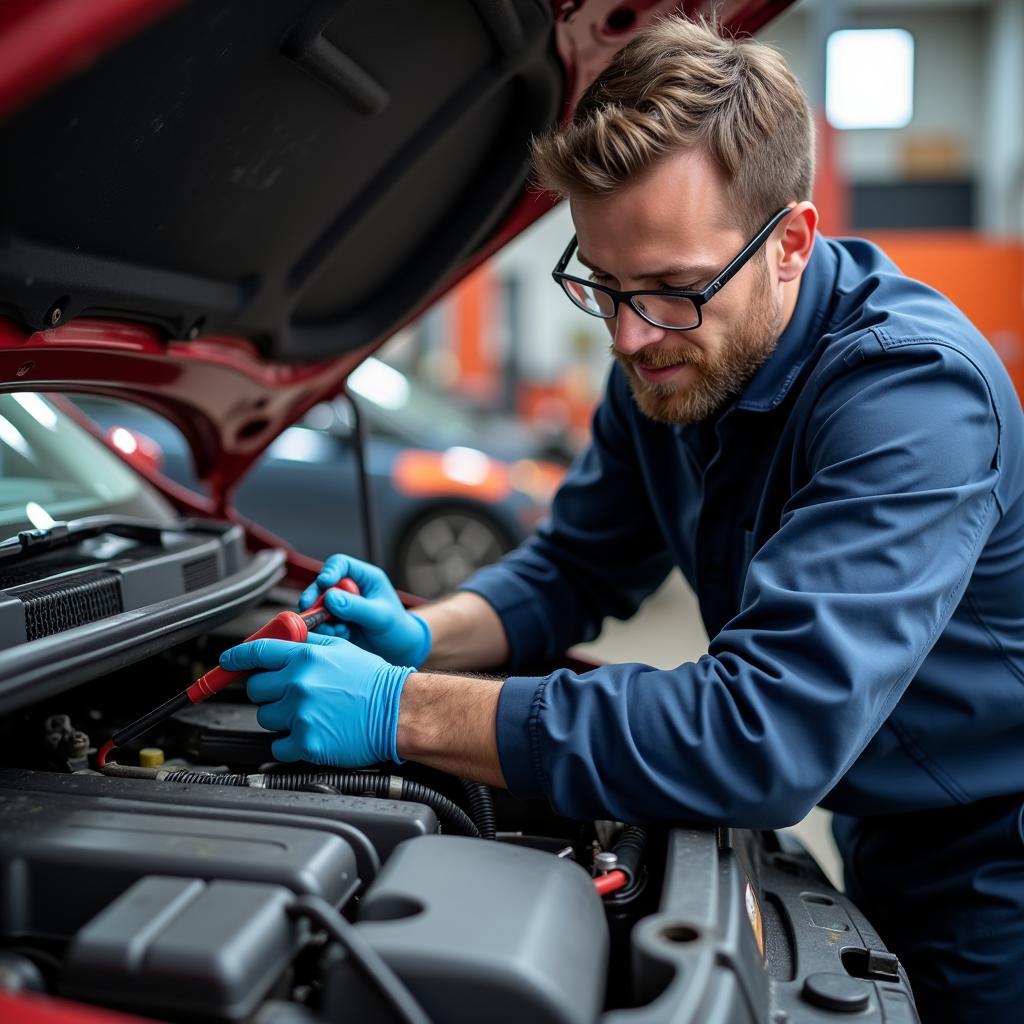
[495,341,1002,826]
[459,366,674,665]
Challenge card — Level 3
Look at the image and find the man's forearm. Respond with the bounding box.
[396,671,507,787]
[416,590,510,670]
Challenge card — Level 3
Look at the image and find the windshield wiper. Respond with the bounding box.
[0,516,170,564]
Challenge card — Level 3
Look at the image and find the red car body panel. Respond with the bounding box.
[0,0,795,587]
[0,0,183,120]
[0,0,794,507]
[0,990,155,1024]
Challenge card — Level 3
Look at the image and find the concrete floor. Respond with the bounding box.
[573,571,844,889]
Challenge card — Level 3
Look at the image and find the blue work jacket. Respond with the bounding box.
[462,234,1024,827]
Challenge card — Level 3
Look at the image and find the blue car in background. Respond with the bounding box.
[73,358,566,598]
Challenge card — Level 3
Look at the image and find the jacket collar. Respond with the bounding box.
[732,233,838,413]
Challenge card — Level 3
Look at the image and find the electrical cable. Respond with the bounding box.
[611,826,649,888]
[459,780,496,839]
[287,895,431,1024]
[594,870,628,897]
[264,771,480,838]
[161,769,481,838]
[594,826,650,900]
[164,771,250,786]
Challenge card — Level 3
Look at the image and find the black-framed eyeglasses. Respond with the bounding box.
[551,206,791,331]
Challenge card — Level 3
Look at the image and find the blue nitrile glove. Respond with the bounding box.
[298,553,431,667]
[219,632,414,766]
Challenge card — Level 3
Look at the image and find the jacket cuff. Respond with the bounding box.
[495,674,547,800]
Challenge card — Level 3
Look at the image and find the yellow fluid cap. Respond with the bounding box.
[138,748,165,768]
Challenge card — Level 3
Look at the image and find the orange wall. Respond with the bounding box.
[864,231,1024,399]
[451,263,497,402]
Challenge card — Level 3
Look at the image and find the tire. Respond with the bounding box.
[394,507,514,599]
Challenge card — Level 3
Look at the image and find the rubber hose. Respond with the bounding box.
[263,771,481,839]
[163,769,481,838]
[165,771,249,786]
[611,825,649,888]
[460,780,496,840]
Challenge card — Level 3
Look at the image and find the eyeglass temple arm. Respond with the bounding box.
[699,207,792,299]
[553,234,579,275]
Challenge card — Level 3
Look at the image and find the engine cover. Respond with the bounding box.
[326,835,609,1024]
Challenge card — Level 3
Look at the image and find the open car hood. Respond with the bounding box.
[0,0,794,511]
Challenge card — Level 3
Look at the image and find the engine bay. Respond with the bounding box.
[0,624,635,1023]
[0,525,920,1023]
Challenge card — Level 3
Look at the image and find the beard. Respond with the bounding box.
[613,262,783,425]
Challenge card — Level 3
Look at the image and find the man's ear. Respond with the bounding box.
[776,202,818,284]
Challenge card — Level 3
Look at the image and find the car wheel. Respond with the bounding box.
[394,508,513,599]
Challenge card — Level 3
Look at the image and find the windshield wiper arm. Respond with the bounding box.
[0,516,169,563]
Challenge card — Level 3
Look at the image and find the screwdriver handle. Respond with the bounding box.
[184,578,360,704]
[304,575,360,615]
[185,610,308,703]
[100,577,361,766]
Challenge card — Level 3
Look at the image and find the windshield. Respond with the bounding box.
[0,393,175,533]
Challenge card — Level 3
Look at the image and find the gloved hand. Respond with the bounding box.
[299,553,431,667]
[219,632,414,766]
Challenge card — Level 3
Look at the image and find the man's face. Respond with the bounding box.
[570,149,784,425]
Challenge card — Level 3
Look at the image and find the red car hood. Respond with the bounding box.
[0,0,794,517]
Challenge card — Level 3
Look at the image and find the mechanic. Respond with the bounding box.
[220,17,1024,1022]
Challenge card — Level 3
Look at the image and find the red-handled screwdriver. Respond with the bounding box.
[96,577,359,767]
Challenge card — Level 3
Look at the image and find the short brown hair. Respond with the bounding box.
[531,16,814,234]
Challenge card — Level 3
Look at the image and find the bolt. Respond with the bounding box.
[69,732,90,758]
[594,851,619,875]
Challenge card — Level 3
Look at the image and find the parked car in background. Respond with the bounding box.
[73,358,566,598]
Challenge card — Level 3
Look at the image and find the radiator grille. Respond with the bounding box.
[182,555,219,592]
[20,572,123,640]
[0,555,99,590]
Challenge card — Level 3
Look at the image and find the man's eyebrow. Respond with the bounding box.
[576,251,718,282]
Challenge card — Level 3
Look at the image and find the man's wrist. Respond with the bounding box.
[396,671,507,787]
[395,672,444,760]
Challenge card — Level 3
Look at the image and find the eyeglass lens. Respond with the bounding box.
[560,279,700,329]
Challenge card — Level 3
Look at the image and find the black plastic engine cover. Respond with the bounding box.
[62,877,302,1021]
[326,834,608,1024]
[0,767,438,883]
[0,788,357,942]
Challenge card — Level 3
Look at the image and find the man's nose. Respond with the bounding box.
[611,302,667,357]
